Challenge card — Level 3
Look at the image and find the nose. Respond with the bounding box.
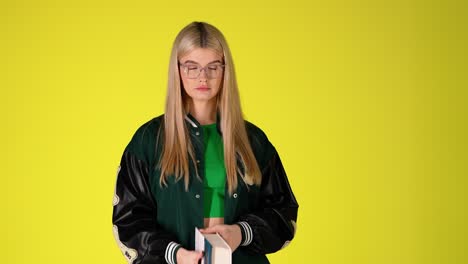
[198,72,208,83]
[198,68,208,81]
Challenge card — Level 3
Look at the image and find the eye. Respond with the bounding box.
[187,65,198,70]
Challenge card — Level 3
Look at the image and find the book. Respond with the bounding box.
[195,227,232,264]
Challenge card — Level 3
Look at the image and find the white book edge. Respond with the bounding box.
[195,227,232,264]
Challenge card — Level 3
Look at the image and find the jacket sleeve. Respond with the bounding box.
[235,145,299,255]
[112,148,181,264]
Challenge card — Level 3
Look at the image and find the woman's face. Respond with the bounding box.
[179,48,224,106]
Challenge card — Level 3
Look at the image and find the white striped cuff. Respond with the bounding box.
[237,221,253,246]
[165,241,181,264]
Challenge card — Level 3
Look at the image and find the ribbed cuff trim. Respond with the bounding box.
[236,221,253,246]
[165,241,181,264]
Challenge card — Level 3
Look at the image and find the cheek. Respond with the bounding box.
[180,78,192,91]
[212,79,222,90]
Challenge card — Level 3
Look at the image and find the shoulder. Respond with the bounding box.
[244,120,276,167]
[125,114,164,162]
[244,120,268,144]
[129,114,164,146]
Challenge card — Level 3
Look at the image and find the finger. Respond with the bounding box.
[201,225,220,234]
[187,251,203,263]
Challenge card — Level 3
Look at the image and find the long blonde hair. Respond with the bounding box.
[158,21,261,195]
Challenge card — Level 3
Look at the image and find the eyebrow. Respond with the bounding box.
[183,59,223,65]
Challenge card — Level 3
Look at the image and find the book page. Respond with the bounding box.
[195,227,232,264]
[195,227,205,253]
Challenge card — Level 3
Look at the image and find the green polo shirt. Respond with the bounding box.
[201,123,226,218]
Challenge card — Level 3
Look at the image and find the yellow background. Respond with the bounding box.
[2,0,467,263]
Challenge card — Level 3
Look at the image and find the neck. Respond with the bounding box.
[189,100,217,125]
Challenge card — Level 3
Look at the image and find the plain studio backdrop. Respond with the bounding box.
[2,0,467,263]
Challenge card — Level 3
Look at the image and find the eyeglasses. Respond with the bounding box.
[178,62,225,79]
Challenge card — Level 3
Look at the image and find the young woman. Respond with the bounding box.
[112,21,299,264]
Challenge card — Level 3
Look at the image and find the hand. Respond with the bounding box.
[200,224,242,252]
[176,247,203,264]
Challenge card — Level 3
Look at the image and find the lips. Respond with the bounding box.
[195,86,210,91]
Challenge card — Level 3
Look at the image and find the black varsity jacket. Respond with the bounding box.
[112,112,299,264]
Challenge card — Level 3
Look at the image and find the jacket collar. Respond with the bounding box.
[184,110,222,136]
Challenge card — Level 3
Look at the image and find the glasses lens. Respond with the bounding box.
[186,65,199,78]
[184,64,223,79]
[206,65,219,79]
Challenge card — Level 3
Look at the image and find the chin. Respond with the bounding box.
[189,95,217,102]
[193,97,216,102]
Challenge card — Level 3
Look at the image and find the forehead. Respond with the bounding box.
[180,48,223,65]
